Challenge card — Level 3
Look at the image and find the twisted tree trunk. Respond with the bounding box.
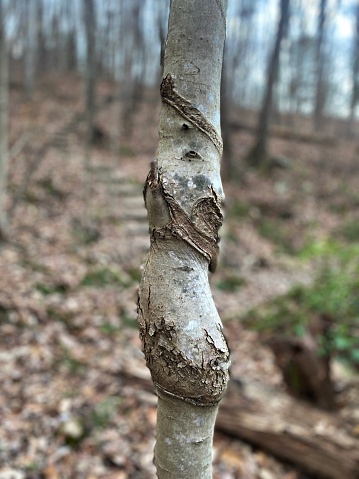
[137,1,229,477]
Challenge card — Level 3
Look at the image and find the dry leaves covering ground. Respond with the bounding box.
[0,75,358,478]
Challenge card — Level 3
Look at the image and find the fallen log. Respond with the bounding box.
[121,358,359,479]
[216,380,359,479]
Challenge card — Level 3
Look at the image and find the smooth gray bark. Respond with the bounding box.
[138,0,229,477]
[0,0,9,239]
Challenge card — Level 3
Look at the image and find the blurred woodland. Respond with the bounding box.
[0,0,359,478]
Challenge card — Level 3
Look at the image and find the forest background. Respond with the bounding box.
[0,0,359,478]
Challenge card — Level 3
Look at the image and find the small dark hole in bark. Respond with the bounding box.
[182,123,190,130]
[185,150,201,159]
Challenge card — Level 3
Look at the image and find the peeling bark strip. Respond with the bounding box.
[160,73,223,155]
[164,194,220,273]
[145,162,222,272]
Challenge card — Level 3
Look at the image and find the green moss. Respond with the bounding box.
[81,267,129,287]
[71,223,100,245]
[339,220,359,242]
[90,397,122,429]
[121,313,138,329]
[257,218,296,254]
[99,322,120,335]
[216,274,245,292]
[57,348,86,375]
[126,267,142,283]
[36,282,70,295]
[120,144,135,157]
[228,200,251,218]
[0,304,8,322]
[24,462,39,472]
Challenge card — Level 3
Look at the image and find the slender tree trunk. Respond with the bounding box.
[247,0,290,168]
[111,3,122,161]
[137,1,229,477]
[81,0,97,230]
[36,0,46,76]
[0,0,9,240]
[121,0,145,137]
[314,0,327,131]
[83,0,96,169]
[220,58,235,181]
[24,0,37,99]
[156,0,168,79]
[348,0,359,137]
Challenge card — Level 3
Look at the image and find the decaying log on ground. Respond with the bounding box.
[216,380,359,479]
[121,357,359,479]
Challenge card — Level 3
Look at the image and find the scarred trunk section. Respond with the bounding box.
[138,160,229,405]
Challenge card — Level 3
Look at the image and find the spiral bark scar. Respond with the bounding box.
[144,163,222,272]
[160,73,223,155]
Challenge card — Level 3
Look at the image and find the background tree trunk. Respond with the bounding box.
[24,0,37,99]
[0,0,9,240]
[83,0,96,169]
[137,0,230,477]
[220,57,235,181]
[314,0,327,131]
[120,0,145,137]
[348,0,359,137]
[247,0,290,168]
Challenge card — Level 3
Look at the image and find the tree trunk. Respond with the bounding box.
[36,0,47,76]
[220,57,235,181]
[348,0,359,137]
[137,1,230,477]
[83,0,96,168]
[24,0,37,99]
[82,0,96,228]
[120,0,145,137]
[314,0,327,131]
[0,0,9,240]
[247,0,290,168]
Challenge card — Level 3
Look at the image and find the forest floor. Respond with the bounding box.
[1,75,359,479]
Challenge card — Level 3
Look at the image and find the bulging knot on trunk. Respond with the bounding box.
[138,162,230,406]
[138,286,230,406]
